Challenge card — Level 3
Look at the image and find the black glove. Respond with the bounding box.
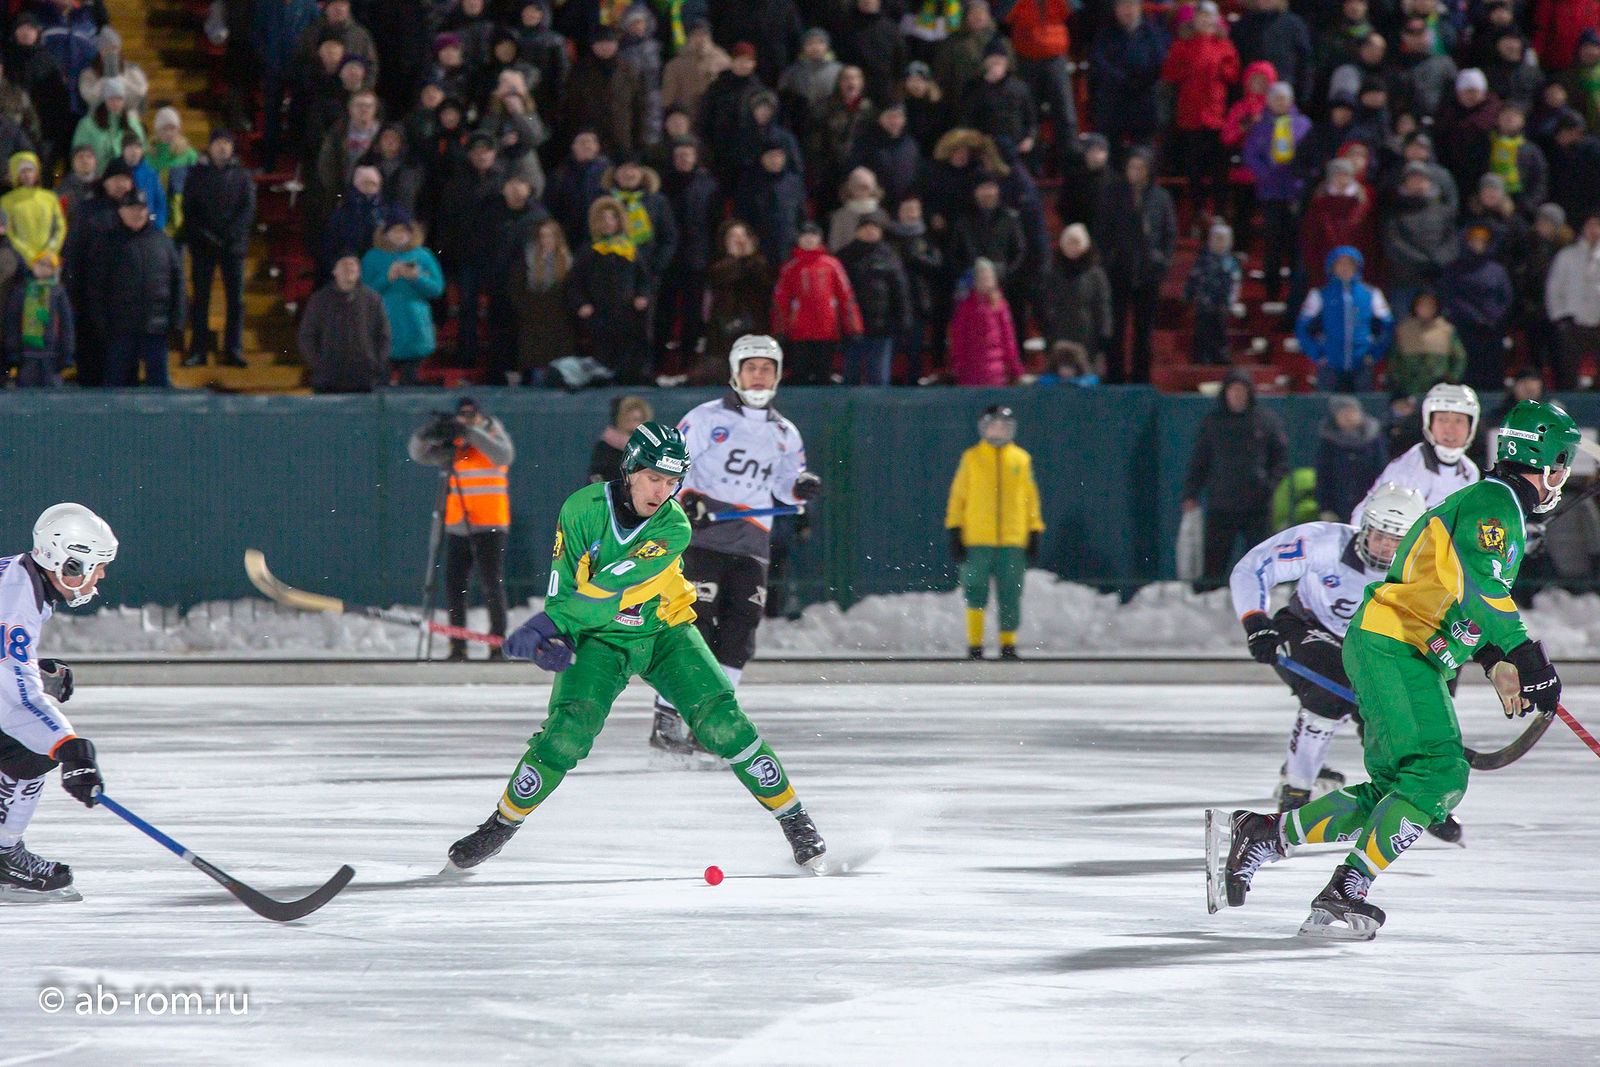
[1026,531,1040,565]
[1241,612,1280,665]
[503,612,576,673]
[1508,639,1561,716]
[38,659,73,703]
[948,529,966,564]
[792,471,822,501]
[55,737,102,807]
[684,496,713,529]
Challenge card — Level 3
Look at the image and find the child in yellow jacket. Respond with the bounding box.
[945,405,1045,660]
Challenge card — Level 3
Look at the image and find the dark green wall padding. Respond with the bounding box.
[4,388,1593,611]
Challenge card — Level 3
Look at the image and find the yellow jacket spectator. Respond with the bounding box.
[944,405,1045,660]
[0,152,67,264]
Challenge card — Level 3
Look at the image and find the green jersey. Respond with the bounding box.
[1356,475,1532,673]
[544,481,697,642]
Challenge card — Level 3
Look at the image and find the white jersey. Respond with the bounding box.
[1351,442,1478,523]
[1229,522,1387,638]
[676,393,808,562]
[0,554,74,757]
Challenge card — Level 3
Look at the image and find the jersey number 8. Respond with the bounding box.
[0,625,32,663]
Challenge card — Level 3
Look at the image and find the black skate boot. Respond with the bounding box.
[999,645,1020,661]
[1427,814,1464,845]
[1299,864,1386,940]
[778,808,828,872]
[1205,808,1286,912]
[1277,784,1312,811]
[446,813,521,870]
[0,840,80,902]
[648,704,712,758]
[967,645,984,660]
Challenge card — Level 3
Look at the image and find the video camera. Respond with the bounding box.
[418,411,462,446]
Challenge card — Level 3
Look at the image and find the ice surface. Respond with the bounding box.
[9,682,1600,1063]
[44,578,1600,657]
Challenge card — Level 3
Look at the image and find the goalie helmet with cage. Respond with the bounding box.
[729,334,783,408]
[621,421,692,480]
[1495,399,1582,514]
[1356,483,1426,569]
[1421,383,1480,464]
[32,503,118,608]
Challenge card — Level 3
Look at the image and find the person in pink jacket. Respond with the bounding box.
[947,258,1023,385]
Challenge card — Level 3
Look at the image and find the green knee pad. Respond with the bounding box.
[679,690,758,759]
[532,700,611,772]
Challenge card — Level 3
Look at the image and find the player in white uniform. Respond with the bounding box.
[1232,485,1426,811]
[1353,383,1480,523]
[0,504,116,901]
[648,336,822,755]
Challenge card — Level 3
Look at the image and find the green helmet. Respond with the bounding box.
[1496,399,1580,470]
[621,421,691,479]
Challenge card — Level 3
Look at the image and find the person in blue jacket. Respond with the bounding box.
[361,213,444,386]
[1295,245,1393,392]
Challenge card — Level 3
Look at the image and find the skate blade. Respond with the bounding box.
[1204,808,1230,914]
[1297,911,1380,941]
[0,884,83,904]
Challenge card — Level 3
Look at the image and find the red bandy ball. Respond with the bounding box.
[704,865,724,885]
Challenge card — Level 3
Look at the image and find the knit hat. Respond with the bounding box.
[1328,90,1358,111]
[1455,68,1488,94]
[1079,132,1109,153]
[1539,203,1567,227]
[799,220,823,237]
[593,25,620,43]
[1582,26,1600,48]
[32,250,59,271]
[1480,172,1506,192]
[906,60,932,79]
[210,126,236,144]
[119,188,148,208]
[1197,0,1220,14]
[433,32,462,52]
[1402,160,1433,178]
[856,209,892,230]
[154,106,182,132]
[99,76,128,100]
[802,27,830,46]
[982,36,1010,61]
[101,159,134,181]
[1328,394,1361,416]
[731,41,757,60]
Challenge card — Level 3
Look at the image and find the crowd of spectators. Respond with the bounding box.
[10,0,1600,394]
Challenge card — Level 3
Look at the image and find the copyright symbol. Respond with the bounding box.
[39,986,64,1013]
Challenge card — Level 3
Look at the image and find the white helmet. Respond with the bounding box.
[1421,383,1480,464]
[729,334,783,408]
[1356,483,1426,570]
[32,503,118,608]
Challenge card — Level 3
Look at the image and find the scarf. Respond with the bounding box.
[912,0,961,33]
[1489,135,1523,192]
[21,278,53,350]
[1270,115,1297,165]
[613,188,653,246]
[1580,61,1600,118]
[661,0,685,48]
[592,232,636,259]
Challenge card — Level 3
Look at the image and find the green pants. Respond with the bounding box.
[960,545,1026,633]
[1283,623,1469,879]
[496,622,799,821]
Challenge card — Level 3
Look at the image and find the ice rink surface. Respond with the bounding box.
[7,681,1600,1065]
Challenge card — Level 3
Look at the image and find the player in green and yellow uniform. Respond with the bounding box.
[1208,399,1579,939]
[447,422,827,872]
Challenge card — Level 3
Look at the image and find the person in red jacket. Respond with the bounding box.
[1004,0,1078,164]
[1300,157,1379,289]
[1161,1,1240,223]
[948,257,1023,385]
[771,221,864,384]
[1221,60,1276,253]
[1535,0,1600,72]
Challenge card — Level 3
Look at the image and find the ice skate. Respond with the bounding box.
[1298,864,1386,941]
[967,645,984,660]
[649,705,712,758]
[0,841,82,903]
[1277,784,1311,811]
[999,645,1020,662]
[778,808,828,873]
[1279,763,1346,800]
[446,813,521,871]
[1205,808,1286,913]
[1427,814,1464,846]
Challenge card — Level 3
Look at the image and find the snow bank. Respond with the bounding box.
[44,574,1600,658]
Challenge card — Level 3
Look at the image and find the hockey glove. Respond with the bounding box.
[1241,612,1280,665]
[1026,531,1041,565]
[38,659,73,703]
[684,496,713,529]
[948,529,966,565]
[1507,639,1561,716]
[55,738,102,807]
[792,472,822,501]
[504,612,576,673]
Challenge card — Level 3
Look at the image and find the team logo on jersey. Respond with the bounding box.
[512,764,543,801]
[1427,635,1458,669]
[711,426,730,443]
[1450,620,1482,647]
[746,755,783,789]
[614,605,645,626]
[1477,518,1507,556]
[1322,574,1341,588]
[551,530,565,561]
[632,540,668,560]
[1389,817,1427,857]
